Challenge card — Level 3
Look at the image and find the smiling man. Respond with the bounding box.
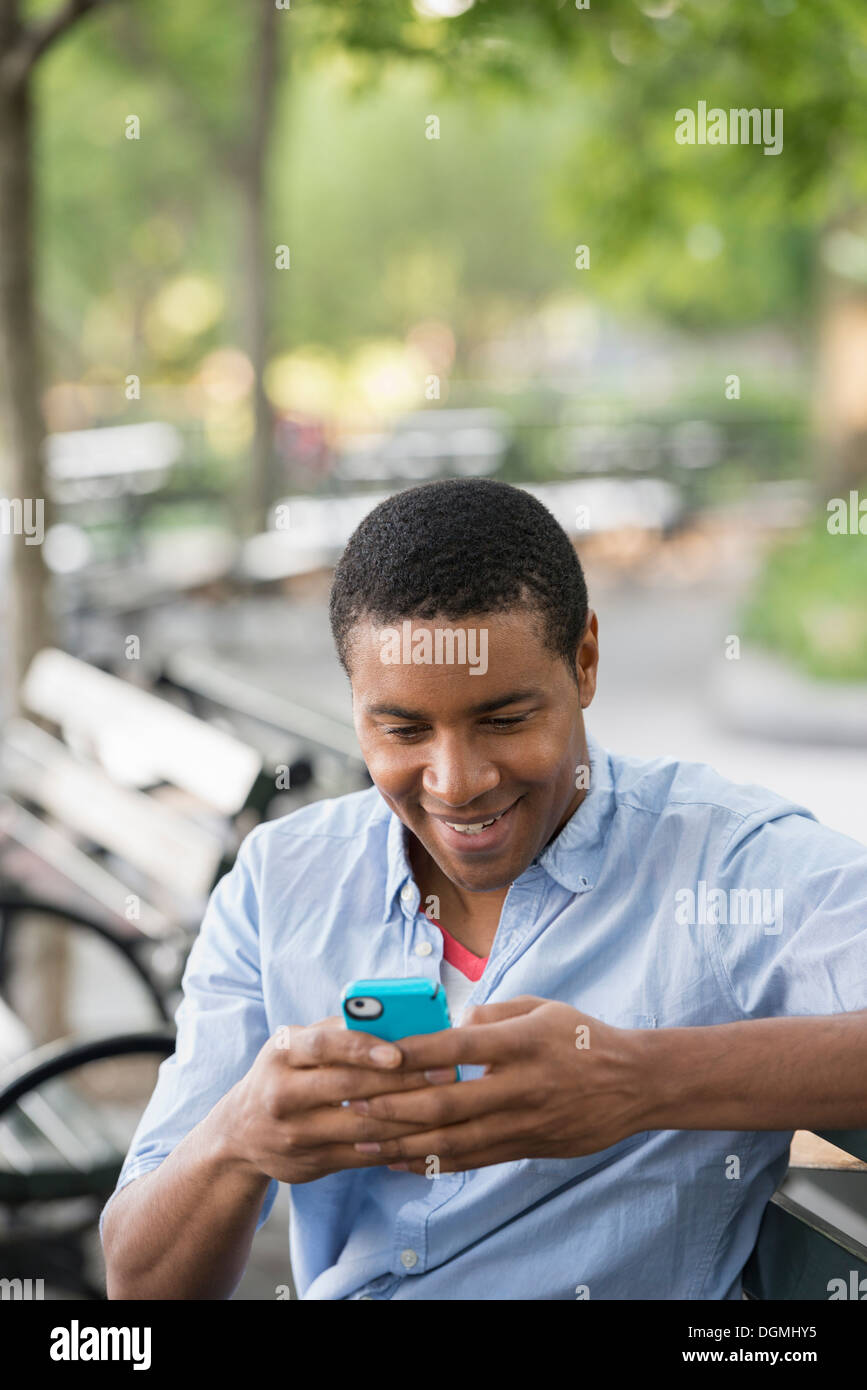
[101,478,867,1301]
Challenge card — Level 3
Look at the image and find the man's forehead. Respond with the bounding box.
[350,610,544,651]
[346,611,560,711]
[352,635,553,718]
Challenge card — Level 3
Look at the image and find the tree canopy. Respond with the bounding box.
[29,0,867,392]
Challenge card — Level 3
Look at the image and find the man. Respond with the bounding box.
[101,478,867,1300]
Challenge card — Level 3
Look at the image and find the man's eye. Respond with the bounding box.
[381,715,530,738]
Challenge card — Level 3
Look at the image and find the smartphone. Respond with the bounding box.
[342,977,459,1078]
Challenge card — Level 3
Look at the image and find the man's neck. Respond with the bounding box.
[408,838,508,958]
[406,779,588,956]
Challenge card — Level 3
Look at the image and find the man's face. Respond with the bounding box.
[348,608,599,893]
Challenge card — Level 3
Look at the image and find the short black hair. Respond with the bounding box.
[329,478,588,684]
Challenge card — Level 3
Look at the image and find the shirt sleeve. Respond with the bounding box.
[708,807,867,1020]
[99,824,279,1240]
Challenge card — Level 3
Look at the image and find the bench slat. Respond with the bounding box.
[743,1185,867,1299]
[1,721,222,904]
[23,648,261,816]
[0,797,171,937]
[165,649,364,761]
[15,1091,103,1171]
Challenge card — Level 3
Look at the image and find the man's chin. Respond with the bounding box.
[431,846,531,894]
[404,805,536,892]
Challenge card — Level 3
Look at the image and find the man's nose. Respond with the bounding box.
[421,733,499,807]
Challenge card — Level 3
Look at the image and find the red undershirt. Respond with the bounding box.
[426,916,488,980]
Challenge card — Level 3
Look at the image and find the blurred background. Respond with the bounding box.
[0,0,866,1299]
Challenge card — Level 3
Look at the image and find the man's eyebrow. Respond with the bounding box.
[366,689,543,720]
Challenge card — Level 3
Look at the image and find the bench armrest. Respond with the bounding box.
[0,1029,175,1116]
[815,1129,867,1165]
[0,894,172,1022]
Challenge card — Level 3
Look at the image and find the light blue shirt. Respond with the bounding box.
[100,733,867,1299]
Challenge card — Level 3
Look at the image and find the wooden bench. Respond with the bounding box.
[48,420,237,641]
[0,996,174,1205]
[0,649,266,952]
[743,1130,867,1298]
[21,647,263,820]
[0,650,267,1293]
[0,988,174,1298]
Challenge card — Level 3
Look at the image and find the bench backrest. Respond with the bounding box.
[1,718,224,914]
[22,648,261,816]
[163,648,366,767]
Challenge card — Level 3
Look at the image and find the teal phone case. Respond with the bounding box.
[342,977,451,1041]
[342,977,460,1079]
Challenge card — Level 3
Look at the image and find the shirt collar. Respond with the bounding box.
[384,799,416,919]
[534,731,615,893]
[382,729,615,917]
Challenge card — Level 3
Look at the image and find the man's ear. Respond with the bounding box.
[576,611,599,708]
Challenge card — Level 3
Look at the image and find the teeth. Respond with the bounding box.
[445,808,507,835]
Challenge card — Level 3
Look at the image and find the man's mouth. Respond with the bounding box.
[426,798,521,852]
[443,807,511,835]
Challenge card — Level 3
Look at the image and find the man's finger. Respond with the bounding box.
[349,1072,520,1127]
[358,1113,526,1164]
[395,1017,531,1071]
[308,1065,453,1105]
[289,1106,441,1149]
[273,1023,403,1070]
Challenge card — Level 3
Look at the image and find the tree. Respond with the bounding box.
[92,0,285,532]
[309,1,867,490]
[0,0,286,711]
[0,0,119,713]
[5,0,867,712]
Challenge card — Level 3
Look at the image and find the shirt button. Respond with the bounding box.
[415,941,433,957]
[400,884,414,903]
[400,1248,419,1269]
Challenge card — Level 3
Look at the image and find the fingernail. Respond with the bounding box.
[369,1044,401,1066]
[354,1142,381,1153]
[425,1068,455,1084]
[388,1162,409,1171]
[349,1099,369,1113]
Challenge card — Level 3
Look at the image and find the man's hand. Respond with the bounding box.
[344,997,652,1174]
[216,1016,457,1185]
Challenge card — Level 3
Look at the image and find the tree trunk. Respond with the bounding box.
[815,290,867,496]
[0,67,52,716]
[240,0,280,535]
